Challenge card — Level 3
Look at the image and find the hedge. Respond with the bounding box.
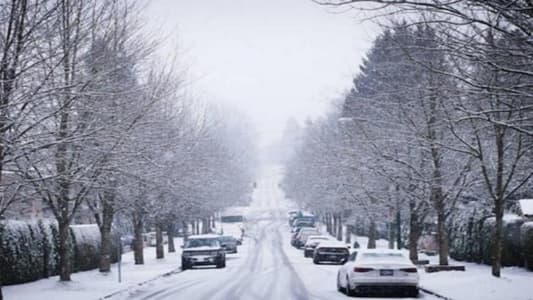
[448,213,533,270]
[521,222,533,271]
[0,220,119,285]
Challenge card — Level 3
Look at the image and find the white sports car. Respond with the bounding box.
[336,249,419,297]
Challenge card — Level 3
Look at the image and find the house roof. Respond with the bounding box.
[519,199,533,217]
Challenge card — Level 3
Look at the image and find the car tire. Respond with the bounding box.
[216,259,226,268]
[181,261,189,270]
[409,288,419,298]
[345,277,356,297]
[313,257,320,264]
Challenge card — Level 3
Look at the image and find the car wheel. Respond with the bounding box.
[345,276,356,297]
[409,287,419,298]
[313,257,320,264]
[181,261,189,270]
[216,259,226,268]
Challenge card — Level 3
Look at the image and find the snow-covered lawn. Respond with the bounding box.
[4,241,183,300]
[420,261,533,300]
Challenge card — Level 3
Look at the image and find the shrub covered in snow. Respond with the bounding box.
[521,222,533,271]
[0,220,118,285]
[448,211,533,270]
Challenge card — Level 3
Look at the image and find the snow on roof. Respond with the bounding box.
[188,234,221,239]
[316,241,349,248]
[519,199,533,216]
[357,248,405,255]
[307,235,330,240]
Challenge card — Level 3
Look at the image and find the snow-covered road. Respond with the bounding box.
[113,165,437,300]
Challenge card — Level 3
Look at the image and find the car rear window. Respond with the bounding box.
[185,238,219,248]
[361,252,407,262]
[320,247,348,254]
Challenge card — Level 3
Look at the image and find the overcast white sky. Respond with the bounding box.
[144,0,379,146]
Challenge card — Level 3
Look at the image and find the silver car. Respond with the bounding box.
[336,249,419,297]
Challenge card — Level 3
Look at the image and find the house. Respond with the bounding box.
[518,199,533,220]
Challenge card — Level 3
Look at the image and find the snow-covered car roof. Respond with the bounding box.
[187,234,221,239]
[355,249,412,264]
[307,235,330,240]
[315,241,349,249]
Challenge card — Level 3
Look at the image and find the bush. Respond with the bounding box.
[449,211,533,270]
[0,220,118,285]
[521,222,533,271]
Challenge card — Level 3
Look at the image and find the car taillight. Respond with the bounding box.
[353,267,373,272]
[400,268,418,273]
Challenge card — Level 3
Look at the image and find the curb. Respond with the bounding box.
[100,267,183,299]
[420,286,453,300]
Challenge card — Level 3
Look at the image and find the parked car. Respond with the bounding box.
[303,235,331,257]
[294,227,320,248]
[218,235,238,254]
[336,249,419,297]
[181,234,226,270]
[290,212,315,228]
[312,241,349,264]
[287,210,301,226]
[291,227,319,248]
[290,218,316,233]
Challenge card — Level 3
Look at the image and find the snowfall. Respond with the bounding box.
[5,166,533,300]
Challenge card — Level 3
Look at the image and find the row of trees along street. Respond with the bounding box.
[0,1,256,299]
[284,0,533,279]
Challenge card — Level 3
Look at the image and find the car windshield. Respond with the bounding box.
[185,238,219,248]
[219,236,234,242]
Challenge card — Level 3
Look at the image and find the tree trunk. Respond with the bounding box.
[492,125,505,277]
[202,218,209,234]
[388,222,395,249]
[345,225,351,245]
[195,219,200,235]
[409,202,420,262]
[396,210,402,249]
[182,221,189,240]
[492,198,504,277]
[0,229,3,300]
[156,223,164,259]
[336,214,343,241]
[167,224,175,253]
[133,217,144,265]
[437,209,449,265]
[332,214,338,237]
[58,220,71,281]
[368,219,377,249]
[324,213,331,234]
[98,199,114,273]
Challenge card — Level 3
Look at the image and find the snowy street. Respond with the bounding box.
[111,166,437,300]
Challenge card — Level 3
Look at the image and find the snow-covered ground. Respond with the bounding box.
[5,165,533,300]
[4,239,184,300]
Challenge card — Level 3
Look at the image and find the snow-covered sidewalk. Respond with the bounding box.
[4,242,183,300]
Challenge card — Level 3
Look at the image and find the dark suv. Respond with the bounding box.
[181,235,226,270]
